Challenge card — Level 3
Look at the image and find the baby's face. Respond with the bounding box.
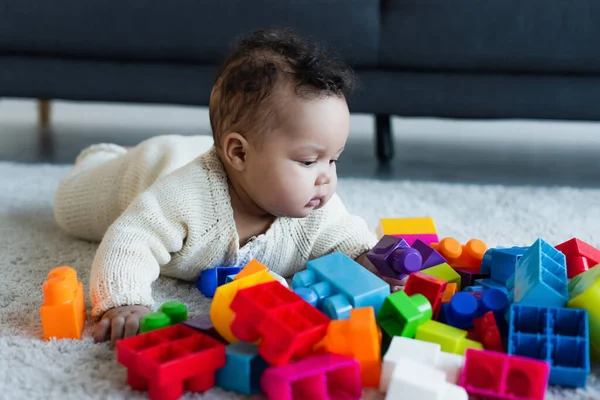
[244,94,350,218]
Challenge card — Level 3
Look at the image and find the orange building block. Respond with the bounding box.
[442,283,458,303]
[40,266,86,340]
[431,237,487,269]
[315,307,382,387]
[234,259,268,281]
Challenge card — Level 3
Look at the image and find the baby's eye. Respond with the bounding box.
[301,161,317,167]
[330,159,339,165]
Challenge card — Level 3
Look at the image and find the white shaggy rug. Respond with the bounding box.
[1,161,599,400]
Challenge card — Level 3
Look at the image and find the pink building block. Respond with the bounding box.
[261,353,362,400]
[393,233,439,246]
[459,348,549,400]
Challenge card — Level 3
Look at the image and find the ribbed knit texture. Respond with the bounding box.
[53,135,377,320]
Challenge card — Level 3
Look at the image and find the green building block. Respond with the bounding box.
[568,263,600,362]
[376,291,432,340]
[140,301,188,334]
[420,263,461,287]
[415,320,482,355]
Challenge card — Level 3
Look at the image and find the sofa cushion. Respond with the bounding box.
[380,0,600,74]
[0,0,380,67]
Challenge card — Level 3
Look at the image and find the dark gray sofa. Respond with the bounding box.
[2,0,600,162]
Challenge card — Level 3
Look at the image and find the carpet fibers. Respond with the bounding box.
[1,161,599,399]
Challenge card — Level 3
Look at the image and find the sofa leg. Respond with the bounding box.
[375,114,394,163]
[38,99,52,127]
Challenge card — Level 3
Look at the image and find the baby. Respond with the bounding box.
[54,27,388,344]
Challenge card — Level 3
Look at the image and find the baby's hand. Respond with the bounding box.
[93,305,151,344]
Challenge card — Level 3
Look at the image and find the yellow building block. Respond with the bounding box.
[420,263,461,287]
[567,263,600,361]
[210,265,275,343]
[415,320,482,355]
[376,217,437,239]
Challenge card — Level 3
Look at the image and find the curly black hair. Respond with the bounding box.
[209,27,357,147]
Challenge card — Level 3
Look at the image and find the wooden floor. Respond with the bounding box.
[1,98,600,187]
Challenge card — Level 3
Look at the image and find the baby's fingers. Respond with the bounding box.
[110,315,126,345]
[93,318,111,343]
[123,314,140,339]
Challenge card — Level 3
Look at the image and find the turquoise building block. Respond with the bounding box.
[474,278,508,294]
[216,342,268,395]
[507,239,567,307]
[481,246,529,284]
[291,252,390,319]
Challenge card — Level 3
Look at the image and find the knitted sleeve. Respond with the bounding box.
[89,169,194,320]
[308,194,378,261]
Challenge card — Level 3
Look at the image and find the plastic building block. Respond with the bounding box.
[116,324,226,400]
[412,239,447,269]
[367,235,423,280]
[439,292,479,329]
[376,217,437,238]
[183,314,227,343]
[315,307,381,387]
[377,291,432,340]
[291,252,390,319]
[463,285,484,292]
[268,270,290,289]
[430,237,487,269]
[225,274,236,283]
[395,233,440,246]
[385,357,467,400]
[442,283,458,303]
[234,259,268,280]
[473,311,503,352]
[261,353,362,400]
[474,278,508,294]
[460,348,549,400]
[140,301,189,334]
[209,264,275,343]
[216,342,268,395]
[294,287,319,306]
[567,263,600,361]
[40,266,86,341]
[481,246,529,284]
[508,304,590,387]
[229,281,330,365]
[404,272,447,319]
[454,268,490,290]
[381,336,465,391]
[196,266,243,297]
[420,263,461,287]
[556,238,600,278]
[415,320,483,355]
[506,239,568,307]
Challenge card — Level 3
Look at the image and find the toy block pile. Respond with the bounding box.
[96,217,599,400]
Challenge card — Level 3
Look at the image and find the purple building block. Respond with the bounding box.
[183,314,227,343]
[412,239,447,269]
[455,268,491,290]
[367,235,423,280]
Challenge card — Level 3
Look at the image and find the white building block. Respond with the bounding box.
[268,271,289,288]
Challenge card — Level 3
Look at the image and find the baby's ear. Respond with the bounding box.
[220,132,249,171]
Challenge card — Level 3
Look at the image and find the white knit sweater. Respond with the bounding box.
[57,136,378,320]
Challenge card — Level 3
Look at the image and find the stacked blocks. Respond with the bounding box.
[367,236,423,280]
[460,348,549,400]
[481,246,528,284]
[291,252,389,319]
[472,311,504,352]
[420,263,461,287]
[567,263,600,362]
[430,237,487,269]
[260,354,362,400]
[116,325,226,400]
[415,320,483,355]
[183,314,226,343]
[140,301,188,333]
[196,266,243,297]
[377,291,432,340]
[229,280,330,365]
[216,342,268,395]
[412,239,447,269]
[40,266,86,341]
[454,268,489,290]
[404,272,447,319]
[507,238,568,307]
[315,307,381,387]
[375,217,438,246]
[508,304,590,387]
[442,283,458,303]
[556,238,600,279]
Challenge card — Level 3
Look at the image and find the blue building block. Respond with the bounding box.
[291,252,390,319]
[506,239,568,308]
[481,246,529,284]
[216,342,268,395]
[474,278,508,294]
[439,292,478,329]
[508,304,590,387]
[294,287,319,306]
[463,285,485,292]
[196,266,243,297]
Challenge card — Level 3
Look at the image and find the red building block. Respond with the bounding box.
[555,238,600,278]
[473,312,503,352]
[230,281,330,365]
[116,324,226,400]
[404,272,447,319]
[459,348,549,400]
